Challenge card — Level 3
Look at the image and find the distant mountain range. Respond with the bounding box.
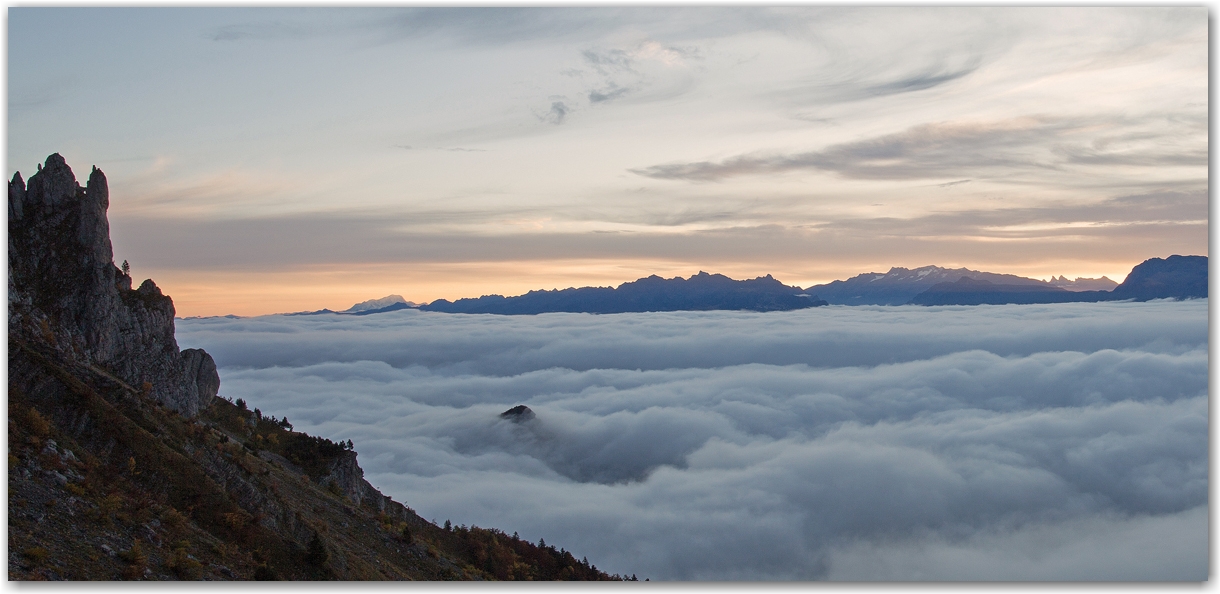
[286,295,415,317]
[300,256,1205,317]
[804,265,1054,306]
[344,294,415,313]
[1048,275,1118,292]
[910,256,1207,306]
[420,272,827,314]
[803,266,1122,306]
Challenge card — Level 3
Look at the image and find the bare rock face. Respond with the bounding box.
[182,348,221,403]
[9,154,218,416]
[318,450,405,515]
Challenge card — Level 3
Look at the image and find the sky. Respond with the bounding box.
[175,300,1209,580]
[7,7,1209,317]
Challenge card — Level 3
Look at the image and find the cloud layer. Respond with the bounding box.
[176,300,1208,580]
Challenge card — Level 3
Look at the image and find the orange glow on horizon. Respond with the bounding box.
[148,257,1148,318]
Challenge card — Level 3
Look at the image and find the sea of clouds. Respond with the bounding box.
[176,300,1208,580]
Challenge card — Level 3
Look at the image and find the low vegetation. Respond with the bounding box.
[9,336,629,580]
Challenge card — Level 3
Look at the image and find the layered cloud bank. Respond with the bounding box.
[177,301,1207,580]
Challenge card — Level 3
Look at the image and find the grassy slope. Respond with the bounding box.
[9,336,630,581]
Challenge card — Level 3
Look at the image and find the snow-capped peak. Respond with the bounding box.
[344,295,414,313]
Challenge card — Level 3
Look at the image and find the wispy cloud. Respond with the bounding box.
[10,6,1204,315]
[367,8,803,48]
[588,84,630,104]
[109,182,1206,279]
[572,41,699,108]
[210,21,311,42]
[582,48,633,74]
[632,114,1203,182]
[396,145,487,152]
[540,101,569,124]
[864,61,979,97]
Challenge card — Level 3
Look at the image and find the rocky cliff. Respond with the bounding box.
[9,154,217,416]
[9,154,626,581]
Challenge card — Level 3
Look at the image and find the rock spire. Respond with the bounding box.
[9,154,218,416]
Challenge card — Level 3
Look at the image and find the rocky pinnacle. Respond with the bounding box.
[9,154,218,416]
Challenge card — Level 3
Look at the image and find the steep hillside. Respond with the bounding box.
[9,154,628,581]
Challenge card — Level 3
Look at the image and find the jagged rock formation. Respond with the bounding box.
[315,449,403,512]
[9,154,217,416]
[1048,275,1118,292]
[9,154,625,581]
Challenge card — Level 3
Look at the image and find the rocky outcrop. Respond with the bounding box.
[319,451,411,519]
[8,153,624,581]
[1110,255,1208,301]
[181,348,220,405]
[9,154,217,416]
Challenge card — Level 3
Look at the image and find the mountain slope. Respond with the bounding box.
[9,154,627,581]
[1110,255,1207,301]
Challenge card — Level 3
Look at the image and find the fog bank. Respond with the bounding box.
[177,300,1208,580]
